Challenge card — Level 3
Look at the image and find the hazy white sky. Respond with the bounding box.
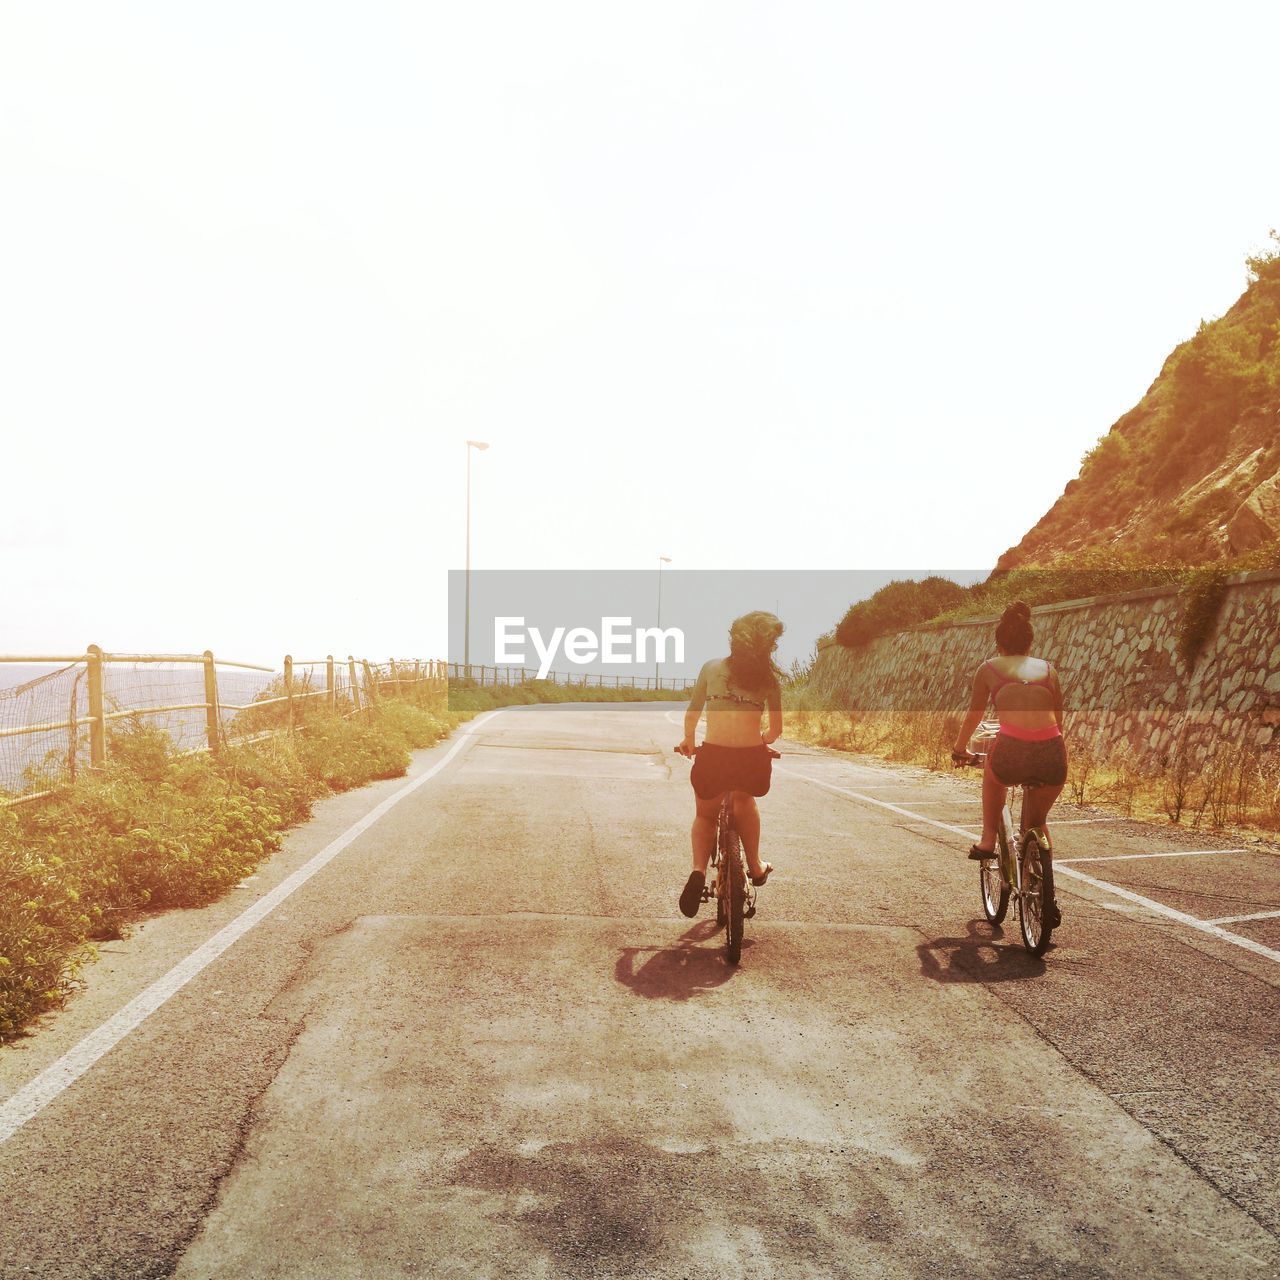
[2,1,1277,664]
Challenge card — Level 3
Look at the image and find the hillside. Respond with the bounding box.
[999,236,1280,570]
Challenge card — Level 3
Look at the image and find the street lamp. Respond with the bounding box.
[464,440,489,673]
[655,555,672,685]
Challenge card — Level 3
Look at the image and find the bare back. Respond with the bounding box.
[685,657,782,747]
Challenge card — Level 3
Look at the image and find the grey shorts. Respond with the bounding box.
[988,733,1068,788]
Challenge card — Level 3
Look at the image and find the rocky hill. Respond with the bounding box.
[999,237,1280,569]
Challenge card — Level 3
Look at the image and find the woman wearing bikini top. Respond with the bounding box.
[674,611,784,918]
[951,602,1068,877]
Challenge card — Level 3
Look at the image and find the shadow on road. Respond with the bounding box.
[917,919,1048,984]
[614,921,740,1000]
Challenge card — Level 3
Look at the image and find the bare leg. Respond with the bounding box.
[1021,783,1064,843]
[978,760,1007,852]
[690,792,724,874]
[730,793,766,878]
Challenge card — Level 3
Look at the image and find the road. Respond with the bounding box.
[1,702,1278,1279]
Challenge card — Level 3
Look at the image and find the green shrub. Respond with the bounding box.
[1175,567,1229,667]
[835,576,969,648]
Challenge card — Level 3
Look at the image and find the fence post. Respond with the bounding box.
[202,650,221,755]
[348,656,361,712]
[362,659,377,704]
[284,655,295,733]
[326,655,336,712]
[67,671,81,782]
[86,643,106,767]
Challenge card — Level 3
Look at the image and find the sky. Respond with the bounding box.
[2,1,1278,666]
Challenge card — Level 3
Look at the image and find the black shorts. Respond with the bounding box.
[690,743,774,800]
[987,733,1068,788]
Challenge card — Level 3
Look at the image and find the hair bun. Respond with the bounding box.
[1003,601,1031,623]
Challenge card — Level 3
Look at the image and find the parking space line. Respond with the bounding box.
[1057,849,1249,864]
[776,767,979,840]
[1054,865,1280,963]
[778,765,1280,968]
[1205,909,1280,926]
[1049,818,1123,826]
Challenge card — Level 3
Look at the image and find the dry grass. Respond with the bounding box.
[783,689,1280,836]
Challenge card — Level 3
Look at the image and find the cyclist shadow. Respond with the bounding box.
[917,919,1047,984]
[615,921,742,1000]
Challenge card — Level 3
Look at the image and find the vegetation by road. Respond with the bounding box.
[0,678,687,1040]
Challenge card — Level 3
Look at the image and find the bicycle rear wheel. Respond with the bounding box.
[1018,829,1054,956]
[719,809,745,965]
[979,833,1009,925]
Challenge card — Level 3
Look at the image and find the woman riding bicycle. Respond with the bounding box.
[675,611,784,918]
[951,601,1067,883]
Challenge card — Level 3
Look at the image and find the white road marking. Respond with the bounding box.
[777,765,1280,967]
[0,709,505,1147]
[775,766,979,840]
[1053,866,1280,964]
[1057,849,1249,864]
[1204,909,1280,926]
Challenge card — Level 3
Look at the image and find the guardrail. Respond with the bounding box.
[0,649,447,806]
[446,663,694,691]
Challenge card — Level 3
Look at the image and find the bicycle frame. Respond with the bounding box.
[994,784,1025,894]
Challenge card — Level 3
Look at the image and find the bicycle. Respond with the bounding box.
[953,722,1057,957]
[678,745,780,965]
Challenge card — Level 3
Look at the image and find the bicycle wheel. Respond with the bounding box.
[713,803,728,926]
[1018,828,1054,956]
[720,811,745,965]
[979,835,1009,925]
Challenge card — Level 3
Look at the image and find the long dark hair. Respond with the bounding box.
[724,611,784,692]
[995,601,1033,655]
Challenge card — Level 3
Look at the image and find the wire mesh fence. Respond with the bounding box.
[445,662,694,690]
[0,650,449,804]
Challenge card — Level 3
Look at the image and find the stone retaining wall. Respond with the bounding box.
[809,570,1280,762]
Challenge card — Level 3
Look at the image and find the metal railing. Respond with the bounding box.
[445,663,694,691]
[0,649,448,806]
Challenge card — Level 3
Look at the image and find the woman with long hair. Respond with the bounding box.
[951,601,1066,922]
[675,611,784,917]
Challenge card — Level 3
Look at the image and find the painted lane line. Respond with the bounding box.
[1204,909,1280,926]
[0,709,505,1147]
[777,766,1280,968]
[775,766,979,840]
[1057,848,1249,864]
[1054,865,1280,964]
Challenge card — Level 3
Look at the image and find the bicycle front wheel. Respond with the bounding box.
[1018,829,1054,956]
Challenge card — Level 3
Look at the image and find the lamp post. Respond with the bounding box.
[464,440,489,674]
[655,555,671,685]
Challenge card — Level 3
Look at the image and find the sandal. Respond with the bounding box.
[967,844,996,861]
[679,871,705,918]
[751,862,773,887]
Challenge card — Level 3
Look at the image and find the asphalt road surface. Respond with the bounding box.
[1,702,1278,1279]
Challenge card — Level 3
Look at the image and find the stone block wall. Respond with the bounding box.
[808,570,1280,762]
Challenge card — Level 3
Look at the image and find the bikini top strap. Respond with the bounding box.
[983,659,1015,691]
